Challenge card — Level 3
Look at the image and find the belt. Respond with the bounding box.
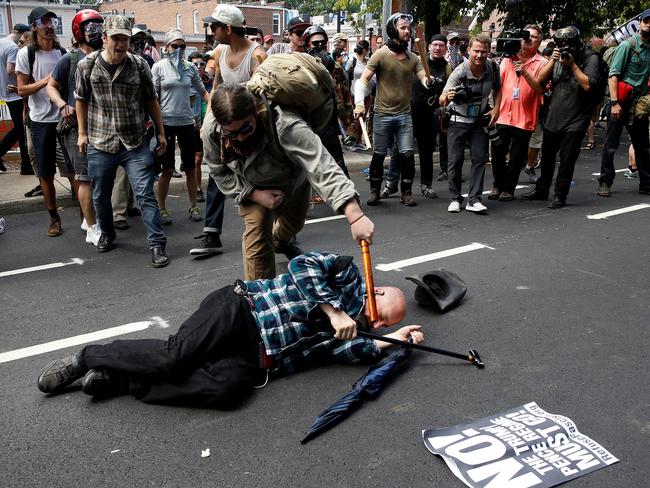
[233,280,273,371]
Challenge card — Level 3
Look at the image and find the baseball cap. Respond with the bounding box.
[203,4,245,28]
[287,16,311,33]
[263,34,273,43]
[131,27,147,37]
[104,15,132,37]
[333,32,349,42]
[28,7,56,25]
[165,28,185,46]
[640,9,650,20]
[13,23,30,34]
[447,32,460,41]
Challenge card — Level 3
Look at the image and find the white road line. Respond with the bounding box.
[591,169,626,176]
[305,215,346,225]
[375,242,494,271]
[461,185,527,198]
[586,203,650,220]
[0,258,84,278]
[0,316,169,364]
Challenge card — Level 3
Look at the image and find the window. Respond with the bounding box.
[176,12,182,29]
[193,10,199,33]
[55,16,64,36]
[272,13,280,35]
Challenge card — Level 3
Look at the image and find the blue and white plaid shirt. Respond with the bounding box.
[243,251,381,375]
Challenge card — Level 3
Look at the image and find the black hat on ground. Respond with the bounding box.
[405,270,467,312]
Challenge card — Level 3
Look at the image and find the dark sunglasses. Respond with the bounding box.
[310,40,327,48]
[222,120,255,139]
[193,61,206,67]
[170,43,186,50]
[210,22,227,32]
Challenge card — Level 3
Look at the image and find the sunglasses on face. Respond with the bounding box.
[35,17,59,29]
[84,22,103,35]
[193,61,206,67]
[310,40,327,49]
[210,22,227,32]
[222,120,255,139]
[169,43,186,50]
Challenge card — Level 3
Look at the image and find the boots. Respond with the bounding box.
[400,178,417,207]
[367,189,381,206]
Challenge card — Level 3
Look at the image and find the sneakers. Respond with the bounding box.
[81,369,127,398]
[498,191,514,201]
[37,353,87,393]
[97,232,116,253]
[159,209,172,225]
[24,184,43,198]
[437,171,448,181]
[172,170,182,178]
[596,183,611,197]
[151,246,169,268]
[400,191,417,206]
[114,220,130,230]
[81,218,89,231]
[189,206,202,222]
[420,185,437,199]
[366,189,380,206]
[196,189,205,202]
[47,219,63,237]
[487,187,501,200]
[624,169,639,179]
[547,195,566,208]
[189,233,223,256]
[274,235,303,260]
[0,159,6,173]
[524,166,537,181]
[380,184,398,199]
[521,189,548,201]
[466,201,488,213]
[85,224,101,246]
[447,201,461,213]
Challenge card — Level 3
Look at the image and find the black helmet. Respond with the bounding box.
[385,12,413,41]
[303,25,328,45]
[405,269,467,313]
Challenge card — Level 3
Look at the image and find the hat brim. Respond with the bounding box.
[406,270,467,313]
[289,23,312,32]
[106,29,133,38]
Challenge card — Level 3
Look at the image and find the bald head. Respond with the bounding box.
[366,286,406,328]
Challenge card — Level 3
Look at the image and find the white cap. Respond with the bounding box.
[203,4,245,28]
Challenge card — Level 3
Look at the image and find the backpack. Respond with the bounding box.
[246,52,336,132]
[346,56,357,89]
[582,47,608,106]
[59,49,80,104]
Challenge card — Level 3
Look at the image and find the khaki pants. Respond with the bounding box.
[111,165,135,222]
[238,180,311,280]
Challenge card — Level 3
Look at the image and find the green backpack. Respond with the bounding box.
[246,52,335,132]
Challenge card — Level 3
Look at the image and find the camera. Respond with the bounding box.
[559,47,572,60]
[453,86,469,105]
[495,29,530,57]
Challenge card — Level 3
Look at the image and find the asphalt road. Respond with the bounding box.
[1,143,649,488]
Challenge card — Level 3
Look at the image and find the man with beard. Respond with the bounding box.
[597,9,650,197]
[354,13,428,207]
[202,83,374,280]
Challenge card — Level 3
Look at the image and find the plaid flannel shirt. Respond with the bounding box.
[243,251,381,375]
[76,51,156,154]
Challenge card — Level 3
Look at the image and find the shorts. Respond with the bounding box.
[163,124,195,171]
[30,121,74,178]
[62,126,90,182]
[529,121,543,149]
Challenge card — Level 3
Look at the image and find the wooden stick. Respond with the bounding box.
[360,239,378,323]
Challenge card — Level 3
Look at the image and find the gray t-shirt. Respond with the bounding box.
[443,59,501,124]
[15,46,63,123]
[52,51,86,107]
[544,50,600,133]
[151,58,207,126]
[0,37,20,102]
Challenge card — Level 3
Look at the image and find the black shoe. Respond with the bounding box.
[437,171,448,181]
[366,189,381,206]
[189,233,223,256]
[521,189,548,201]
[97,233,116,253]
[196,190,205,202]
[24,184,42,198]
[81,369,127,398]
[547,195,566,209]
[274,235,303,260]
[20,165,35,176]
[639,188,650,195]
[151,246,169,268]
[37,353,87,393]
[0,160,6,173]
[113,220,130,230]
[172,170,182,178]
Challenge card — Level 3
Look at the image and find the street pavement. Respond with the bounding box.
[1,135,649,487]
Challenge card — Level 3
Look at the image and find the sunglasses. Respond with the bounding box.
[222,120,255,139]
[35,17,59,29]
[193,61,206,67]
[310,40,327,48]
[210,22,227,32]
[169,43,186,50]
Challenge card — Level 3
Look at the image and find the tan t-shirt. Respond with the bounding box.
[366,47,423,114]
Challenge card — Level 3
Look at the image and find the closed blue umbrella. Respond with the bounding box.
[300,344,413,444]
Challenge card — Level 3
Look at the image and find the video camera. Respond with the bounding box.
[495,29,530,57]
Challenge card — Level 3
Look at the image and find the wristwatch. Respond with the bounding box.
[611,100,619,105]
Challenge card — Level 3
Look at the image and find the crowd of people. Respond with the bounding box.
[1,5,649,272]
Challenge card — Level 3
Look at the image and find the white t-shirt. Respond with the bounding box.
[15,46,63,123]
[0,38,21,102]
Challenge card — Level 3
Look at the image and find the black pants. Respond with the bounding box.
[0,99,29,167]
[318,113,349,177]
[411,104,440,187]
[80,286,263,408]
[491,125,533,194]
[535,128,586,199]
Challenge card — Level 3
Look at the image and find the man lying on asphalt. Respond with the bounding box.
[37,251,423,408]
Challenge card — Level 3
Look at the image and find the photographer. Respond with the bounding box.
[440,34,502,213]
[411,34,452,196]
[522,26,601,208]
[489,24,546,202]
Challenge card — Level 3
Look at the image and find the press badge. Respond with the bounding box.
[512,87,520,100]
[468,103,481,117]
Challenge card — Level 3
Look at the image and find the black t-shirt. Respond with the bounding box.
[98,53,122,78]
